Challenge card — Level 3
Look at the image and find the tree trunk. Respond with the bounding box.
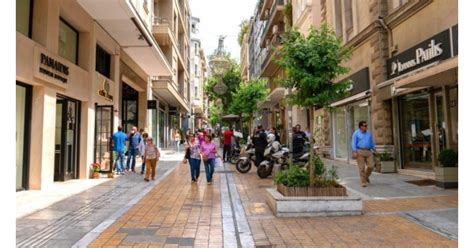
[309,106,315,186]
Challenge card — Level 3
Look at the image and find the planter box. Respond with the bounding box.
[380,161,396,173]
[434,166,458,189]
[266,188,362,217]
[277,183,347,197]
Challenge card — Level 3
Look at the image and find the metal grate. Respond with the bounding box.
[405,179,437,186]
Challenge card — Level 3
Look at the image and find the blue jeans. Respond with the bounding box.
[115,151,125,173]
[126,148,137,171]
[203,158,215,183]
[175,141,180,152]
[141,156,146,174]
[188,158,201,181]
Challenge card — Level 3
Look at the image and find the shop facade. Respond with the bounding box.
[378,23,458,171]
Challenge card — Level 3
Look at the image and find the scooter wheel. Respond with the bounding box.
[257,164,271,178]
[230,156,240,164]
[236,160,252,173]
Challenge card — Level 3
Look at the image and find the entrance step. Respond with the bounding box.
[398,168,435,180]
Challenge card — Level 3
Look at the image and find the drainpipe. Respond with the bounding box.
[377,16,394,57]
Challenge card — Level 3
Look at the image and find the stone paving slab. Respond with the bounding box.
[16,152,182,248]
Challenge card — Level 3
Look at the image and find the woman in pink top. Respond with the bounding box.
[200,134,220,185]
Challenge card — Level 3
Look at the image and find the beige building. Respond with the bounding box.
[311,0,458,181]
[15,0,194,191]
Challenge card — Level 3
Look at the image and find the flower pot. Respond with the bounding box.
[434,166,458,189]
[92,172,100,179]
[107,172,114,178]
[277,183,347,197]
[380,161,396,173]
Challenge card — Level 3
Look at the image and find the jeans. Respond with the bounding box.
[188,158,201,181]
[126,148,137,171]
[141,156,146,174]
[175,141,180,152]
[115,151,125,173]
[203,158,215,183]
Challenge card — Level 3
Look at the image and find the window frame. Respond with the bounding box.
[95,44,112,78]
[59,17,79,65]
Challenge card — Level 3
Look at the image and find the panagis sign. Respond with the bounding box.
[387,29,452,79]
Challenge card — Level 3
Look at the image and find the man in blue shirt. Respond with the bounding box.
[126,126,142,172]
[112,126,127,175]
[351,121,375,187]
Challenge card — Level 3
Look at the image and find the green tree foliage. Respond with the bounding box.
[276,23,352,186]
[276,24,352,108]
[204,61,242,113]
[238,19,250,46]
[229,79,268,120]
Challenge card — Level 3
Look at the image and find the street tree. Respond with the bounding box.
[229,79,268,135]
[276,23,352,186]
[204,61,242,113]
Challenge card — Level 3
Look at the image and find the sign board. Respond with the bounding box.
[387,29,451,79]
[33,46,70,88]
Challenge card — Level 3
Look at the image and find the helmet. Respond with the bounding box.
[267,133,276,143]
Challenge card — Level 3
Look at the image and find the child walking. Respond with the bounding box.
[144,137,160,182]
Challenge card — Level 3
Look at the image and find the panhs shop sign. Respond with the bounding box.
[387,29,451,79]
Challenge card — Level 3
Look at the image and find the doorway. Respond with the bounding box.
[122,83,139,133]
[54,96,80,181]
[94,105,114,173]
[16,83,32,191]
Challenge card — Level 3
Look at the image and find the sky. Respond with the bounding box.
[189,0,258,62]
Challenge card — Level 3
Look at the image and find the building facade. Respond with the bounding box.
[189,16,207,131]
[16,0,197,191]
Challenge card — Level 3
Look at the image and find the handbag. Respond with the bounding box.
[185,147,190,159]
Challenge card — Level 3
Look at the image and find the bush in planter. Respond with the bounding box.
[438,149,458,167]
[275,164,309,187]
[379,152,394,161]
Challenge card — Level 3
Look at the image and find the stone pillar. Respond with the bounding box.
[29,86,57,190]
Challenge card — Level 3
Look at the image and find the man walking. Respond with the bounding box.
[351,121,376,187]
[222,127,234,162]
[112,126,127,175]
[252,125,267,166]
[126,126,141,172]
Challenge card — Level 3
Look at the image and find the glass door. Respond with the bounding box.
[159,110,165,148]
[94,105,114,173]
[334,107,348,160]
[435,93,447,153]
[16,83,31,191]
[54,97,80,181]
[399,93,432,170]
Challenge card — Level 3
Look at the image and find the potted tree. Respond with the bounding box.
[434,149,458,188]
[374,151,395,173]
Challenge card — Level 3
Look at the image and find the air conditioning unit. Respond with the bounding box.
[272,25,279,35]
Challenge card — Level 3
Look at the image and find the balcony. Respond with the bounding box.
[151,76,189,112]
[260,0,284,48]
[259,0,274,20]
[152,17,175,46]
[260,34,282,77]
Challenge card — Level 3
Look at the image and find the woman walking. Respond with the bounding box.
[174,130,181,152]
[144,137,160,182]
[200,134,219,185]
[139,132,149,175]
[185,134,201,183]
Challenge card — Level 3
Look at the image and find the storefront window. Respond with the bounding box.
[16,84,31,191]
[449,87,458,149]
[96,45,111,78]
[16,0,32,37]
[400,93,432,169]
[58,18,79,64]
[159,110,166,148]
[334,107,348,159]
[122,83,139,133]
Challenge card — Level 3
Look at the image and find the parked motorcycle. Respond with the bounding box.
[257,134,284,178]
[236,143,256,173]
[229,143,241,164]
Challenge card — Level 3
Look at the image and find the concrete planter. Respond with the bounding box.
[434,166,458,189]
[266,188,362,217]
[380,161,396,173]
[277,183,347,197]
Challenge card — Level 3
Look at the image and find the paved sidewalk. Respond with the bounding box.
[16,150,183,248]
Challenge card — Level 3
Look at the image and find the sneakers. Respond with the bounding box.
[140,171,144,175]
[207,182,211,185]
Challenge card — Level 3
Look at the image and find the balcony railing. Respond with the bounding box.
[261,34,282,71]
[261,0,284,38]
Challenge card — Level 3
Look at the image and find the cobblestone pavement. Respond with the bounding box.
[16,151,183,248]
[84,156,457,247]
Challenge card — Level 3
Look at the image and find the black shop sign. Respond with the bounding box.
[387,29,452,79]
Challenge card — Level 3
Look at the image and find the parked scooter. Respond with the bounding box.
[229,142,241,164]
[257,134,284,178]
[236,143,256,173]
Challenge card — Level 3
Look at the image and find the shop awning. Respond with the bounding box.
[330,90,371,107]
[151,78,190,113]
[394,57,458,89]
[257,87,286,109]
[77,0,172,76]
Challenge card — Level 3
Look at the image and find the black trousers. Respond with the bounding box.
[223,144,231,161]
[255,148,265,166]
